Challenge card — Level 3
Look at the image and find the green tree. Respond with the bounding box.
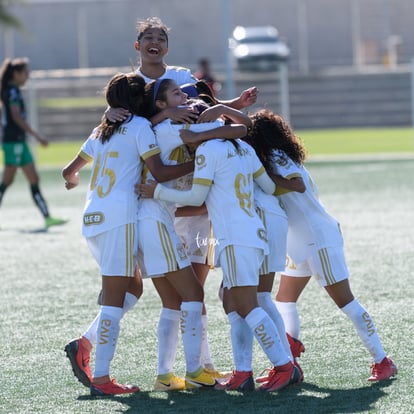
[0,0,23,28]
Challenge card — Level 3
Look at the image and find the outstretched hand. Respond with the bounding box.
[238,87,258,108]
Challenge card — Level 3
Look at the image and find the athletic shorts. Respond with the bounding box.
[2,142,34,166]
[256,207,288,275]
[219,245,264,289]
[284,246,350,287]
[174,215,213,265]
[86,223,137,277]
[137,218,191,278]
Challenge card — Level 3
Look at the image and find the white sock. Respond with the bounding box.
[181,301,203,373]
[275,301,300,338]
[341,299,386,363]
[201,315,214,369]
[245,307,290,367]
[157,308,181,375]
[83,292,138,346]
[258,292,293,361]
[122,292,138,314]
[94,306,123,378]
[228,311,253,372]
[83,312,100,345]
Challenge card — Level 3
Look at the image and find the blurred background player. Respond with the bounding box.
[0,57,67,229]
[194,58,219,97]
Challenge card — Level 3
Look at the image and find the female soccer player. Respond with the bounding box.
[62,72,194,395]
[103,16,258,379]
[246,109,397,382]
[137,129,301,393]
[0,57,66,229]
[138,77,248,391]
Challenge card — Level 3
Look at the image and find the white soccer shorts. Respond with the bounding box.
[256,207,288,275]
[137,218,191,278]
[284,246,350,287]
[86,223,137,277]
[218,245,264,289]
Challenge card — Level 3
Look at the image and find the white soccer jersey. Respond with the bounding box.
[273,149,344,263]
[254,182,286,217]
[136,65,197,85]
[138,119,224,224]
[254,185,288,274]
[79,115,160,237]
[156,139,274,256]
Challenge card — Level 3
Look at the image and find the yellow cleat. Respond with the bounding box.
[185,367,218,389]
[204,367,232,380]
[153,372,186,391]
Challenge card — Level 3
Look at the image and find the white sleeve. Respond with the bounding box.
[254,167,276,195]
[154,183,210,206]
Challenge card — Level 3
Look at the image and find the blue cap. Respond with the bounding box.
[180,83,199,98]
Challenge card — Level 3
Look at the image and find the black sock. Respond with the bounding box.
[30,184,50,218]
[0,183,8,205]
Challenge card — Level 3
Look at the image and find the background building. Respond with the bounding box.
[1,0,413,73]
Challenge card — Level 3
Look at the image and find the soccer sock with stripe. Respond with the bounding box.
[341,299,387,363]
[180,301,203,373]
[157,308,180,375]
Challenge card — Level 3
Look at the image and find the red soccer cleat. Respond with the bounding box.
[215,370,255,391]
[286,333,305,358]
[258,362,300,392]
[64,337,92,387]
[368,356,397,381]
[90,378,140,396]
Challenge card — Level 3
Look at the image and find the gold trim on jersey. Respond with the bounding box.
[274,173,303,196]
[253,165,265,179]
[318,248,336,285]
[193,177,212,186]
[78,150,93,163]
[169,146,191,163]
[157,221,177,272]
[141,147,161,160]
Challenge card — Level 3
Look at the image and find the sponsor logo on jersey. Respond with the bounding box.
[83,212,104,225]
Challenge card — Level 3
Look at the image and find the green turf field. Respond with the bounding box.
[0,155,412,413]
[1,126,413,168]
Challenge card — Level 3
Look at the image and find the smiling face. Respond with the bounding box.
[155,80,188,110]
[135,27,169,64]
